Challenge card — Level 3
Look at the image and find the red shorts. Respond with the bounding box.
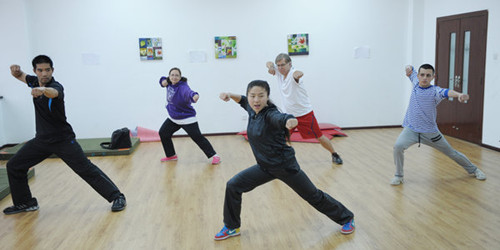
[294,111,323,139]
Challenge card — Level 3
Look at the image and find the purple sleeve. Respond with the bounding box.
[180,84,198,103]
[159,76,167,87]
[190,91,199,102]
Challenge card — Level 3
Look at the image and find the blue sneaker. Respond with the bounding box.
[341,218,355,234]
[214,225,240,240]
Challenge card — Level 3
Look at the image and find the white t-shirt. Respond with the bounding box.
[169,116,197,125]
[275,67,313,117]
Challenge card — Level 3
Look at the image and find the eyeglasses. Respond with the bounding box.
[276,62,289,68]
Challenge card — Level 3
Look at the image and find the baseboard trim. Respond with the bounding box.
[341,125,402,130]
[481,143,500,152]
[171,132,235,138]
[0,143,17,151]
[182,125,403,137]
[4,127,499,153]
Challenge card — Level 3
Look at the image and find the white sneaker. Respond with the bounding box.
[390,176,404,185]
[473,168,486,180]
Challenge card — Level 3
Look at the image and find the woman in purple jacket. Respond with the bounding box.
[158,67,220,164]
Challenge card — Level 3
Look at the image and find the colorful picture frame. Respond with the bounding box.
[288,33,309,56]
[139,38,163,60]
[214,36,237,59]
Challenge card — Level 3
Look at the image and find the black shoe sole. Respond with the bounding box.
[333,159,343,165]
[3,205,39,215]
[111,198,126,212]
[111,206,126,212]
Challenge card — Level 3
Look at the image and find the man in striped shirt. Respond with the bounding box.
[390,64,486,185]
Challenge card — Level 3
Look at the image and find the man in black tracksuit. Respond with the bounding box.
[3,55,126,215]
[214,80,354,240]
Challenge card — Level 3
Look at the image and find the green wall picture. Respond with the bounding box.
[214,36,237,59]
[288,33,309,56]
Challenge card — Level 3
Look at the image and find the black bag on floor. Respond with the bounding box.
[100,127,132,149]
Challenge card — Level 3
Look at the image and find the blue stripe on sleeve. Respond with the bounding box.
[48,98,53,112]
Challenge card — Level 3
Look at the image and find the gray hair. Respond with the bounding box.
[275,53,291,64]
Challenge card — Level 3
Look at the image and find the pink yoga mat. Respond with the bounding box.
[238,123,347,143]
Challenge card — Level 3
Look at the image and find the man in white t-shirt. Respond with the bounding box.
[266,53,343,164]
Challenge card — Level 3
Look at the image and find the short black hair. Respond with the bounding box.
[246,80,270,97]
[418,64,435,74]
[32,55,53,69]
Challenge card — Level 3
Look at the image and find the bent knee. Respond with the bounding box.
[159,130,173,137]
[5,161,29,177]
[6,160,23,171]
[226,178,239,190]
[393,143,406,152]
[226,177,252,194]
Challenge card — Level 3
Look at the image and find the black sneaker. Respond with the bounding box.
[332,153,343,165]
[3,198,39,215]
[111,194,126,212]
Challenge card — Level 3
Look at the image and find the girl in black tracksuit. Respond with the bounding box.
[214,80,354,240]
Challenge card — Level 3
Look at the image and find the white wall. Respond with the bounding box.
[415,0,500,148]
[0,97,4,146]
[1,0,497,149]
[1,0,410,141]
[0,0,34,146]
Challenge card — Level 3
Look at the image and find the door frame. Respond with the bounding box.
[435,10,488,145]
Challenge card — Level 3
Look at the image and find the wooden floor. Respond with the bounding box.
[0,128,499,250]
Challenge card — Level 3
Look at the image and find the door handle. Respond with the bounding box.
[454,75,462,89]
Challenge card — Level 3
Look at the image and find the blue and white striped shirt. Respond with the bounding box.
[402,70,449,133]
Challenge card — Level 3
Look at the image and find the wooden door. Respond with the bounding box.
[435,10,487,145]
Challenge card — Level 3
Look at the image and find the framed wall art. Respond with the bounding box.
[214,36,237,59]
[139,38,163,60]
[287,33,309,56]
